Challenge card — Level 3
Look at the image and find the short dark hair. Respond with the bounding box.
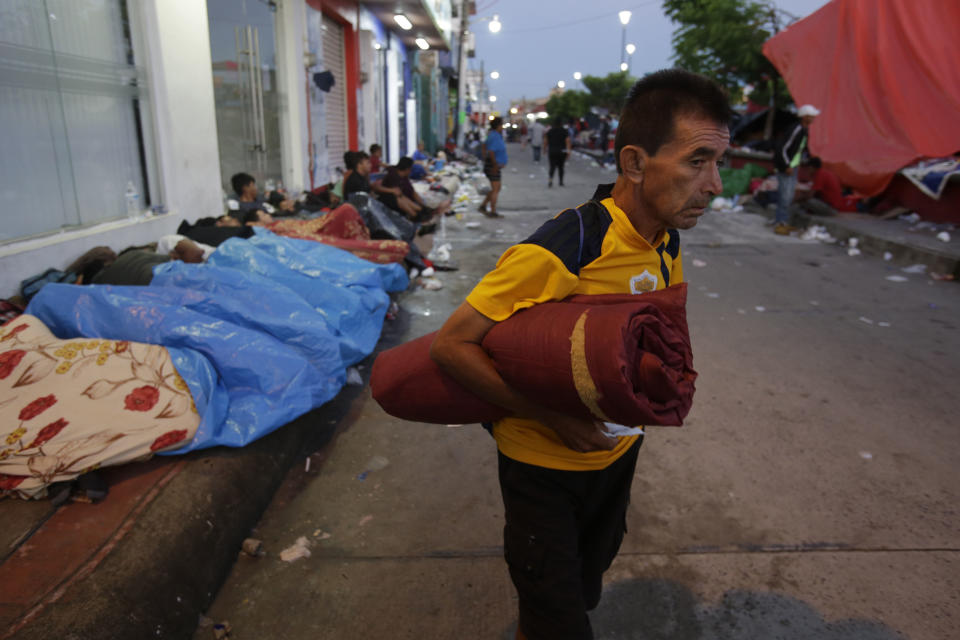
[396,156,414,171]
[490,116,502,130]
[343,150,354,168]
[230,172,255,196]
[614,69,731,172]
[370,143,382,154]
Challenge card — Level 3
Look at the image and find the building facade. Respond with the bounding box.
[0,0,459,298]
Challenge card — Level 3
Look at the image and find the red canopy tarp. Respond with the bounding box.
[763,0,960,196]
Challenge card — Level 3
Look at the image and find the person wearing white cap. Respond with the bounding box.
[772,104,820,234]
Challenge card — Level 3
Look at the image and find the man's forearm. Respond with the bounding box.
[431,339,545,420]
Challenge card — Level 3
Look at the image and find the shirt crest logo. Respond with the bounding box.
[629,270,658,294]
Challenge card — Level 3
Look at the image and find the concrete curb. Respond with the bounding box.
[750,202,960,278]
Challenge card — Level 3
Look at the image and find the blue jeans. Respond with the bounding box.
[775,170,798,225]
[532,145,541,162]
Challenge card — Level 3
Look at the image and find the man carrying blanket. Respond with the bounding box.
[430,69,730,640]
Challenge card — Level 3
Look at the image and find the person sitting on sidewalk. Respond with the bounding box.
[803,157,861,214]
[773,104,819,235]
[230,172,295,219]
[369,143,384,175]
[343,151,430,223]
[381,157,451,222]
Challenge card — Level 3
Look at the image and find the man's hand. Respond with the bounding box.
[536,410,617,453]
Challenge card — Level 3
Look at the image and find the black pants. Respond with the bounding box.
[498,437,642,640]
[548,151,567,184]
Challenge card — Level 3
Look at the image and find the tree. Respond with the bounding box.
[581,71,636,113]
[663,0,793,138]
[544,89,590,123]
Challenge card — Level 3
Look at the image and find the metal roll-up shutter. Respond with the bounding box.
[322,15,348,177]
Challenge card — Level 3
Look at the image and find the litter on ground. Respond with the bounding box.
[279,537,312,563]
[801,225,837,243]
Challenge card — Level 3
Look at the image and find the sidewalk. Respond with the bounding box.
[0,326,395,640]
[576,145,960,279]
[753,201,960,278]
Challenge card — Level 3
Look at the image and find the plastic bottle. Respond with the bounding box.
[124,181,140,219]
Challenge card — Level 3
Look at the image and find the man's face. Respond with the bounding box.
[243,181,258,199]
[398,167,411,178]
[636,114,728,231]
[357,158,371,175]
[801,115,816,127]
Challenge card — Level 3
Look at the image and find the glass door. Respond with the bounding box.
[207,0,282,192]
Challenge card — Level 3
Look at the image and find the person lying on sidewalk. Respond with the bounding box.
[381,157,451,223]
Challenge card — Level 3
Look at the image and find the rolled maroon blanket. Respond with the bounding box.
[370,283,696,426]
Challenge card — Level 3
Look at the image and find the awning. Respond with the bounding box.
[763,0,960,196]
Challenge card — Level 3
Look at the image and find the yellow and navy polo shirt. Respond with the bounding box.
[466,183,684,471]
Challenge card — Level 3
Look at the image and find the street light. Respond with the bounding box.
[510,107,518,114]
[625,43,635,72]
[490,70,500,80]
[573,71,582,80]
[455,12,503,148]
[557,80,565,89]
[620,62,628,72]
[489,95,497,102]
[618,10,632,65]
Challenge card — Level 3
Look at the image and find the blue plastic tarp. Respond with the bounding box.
[24,233,408,453]
[26,283,336,453]
[208,231,407,365]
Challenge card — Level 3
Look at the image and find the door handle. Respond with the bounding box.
[252,26,267,155]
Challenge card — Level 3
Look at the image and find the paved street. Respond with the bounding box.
[195,144,959,640]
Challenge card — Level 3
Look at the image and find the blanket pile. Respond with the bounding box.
[371,284,696,426]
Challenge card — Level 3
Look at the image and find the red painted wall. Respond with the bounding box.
[308,0,359,150]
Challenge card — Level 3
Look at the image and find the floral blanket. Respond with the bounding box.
[265,204,409,264]
[1,315,200,499]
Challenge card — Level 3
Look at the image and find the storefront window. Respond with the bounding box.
[0,0,156,243]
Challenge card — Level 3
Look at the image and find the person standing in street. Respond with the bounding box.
[431,69,729,640]
[479,117,508,218]
[529,118,546,163]
[773,104,820,234]
[546,117,572,187]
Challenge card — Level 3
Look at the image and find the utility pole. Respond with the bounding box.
[455,0,469,147]
[763,6,780,141]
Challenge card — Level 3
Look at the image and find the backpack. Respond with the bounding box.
[20,269,76,302]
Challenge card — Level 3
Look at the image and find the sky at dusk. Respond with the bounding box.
[469,0,831,107]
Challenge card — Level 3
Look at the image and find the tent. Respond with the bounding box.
[763,0,960,196]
